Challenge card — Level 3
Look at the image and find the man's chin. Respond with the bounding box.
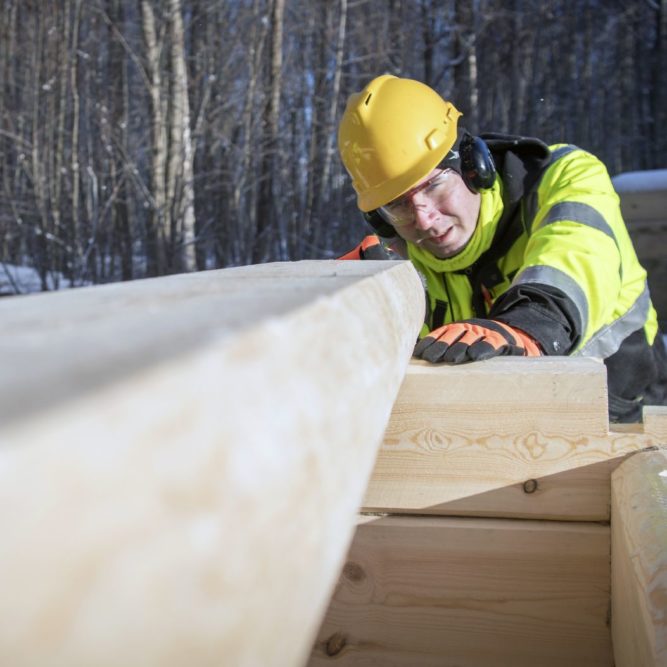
[426,238,465,259]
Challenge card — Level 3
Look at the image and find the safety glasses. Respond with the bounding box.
[378,168,458,227]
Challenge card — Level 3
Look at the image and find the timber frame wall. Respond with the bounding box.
[0,259,664,667]
[310,360,667,666]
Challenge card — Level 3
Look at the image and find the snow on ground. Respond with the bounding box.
[0,263,74,296]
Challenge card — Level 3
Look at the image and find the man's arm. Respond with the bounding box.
[415,148,628,364]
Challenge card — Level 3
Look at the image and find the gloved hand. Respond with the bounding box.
[338,235,394,260]
[414,318,542,363]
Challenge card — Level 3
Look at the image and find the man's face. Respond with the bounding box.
[379,168,481,259]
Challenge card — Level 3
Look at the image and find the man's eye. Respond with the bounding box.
[387,201,408,213]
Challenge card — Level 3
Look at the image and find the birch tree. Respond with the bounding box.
[253,0,285,263]
[168,0,197,271]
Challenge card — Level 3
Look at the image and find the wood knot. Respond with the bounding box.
[523,478,539,494]
[343,561,365,582]
[325,632,347,657]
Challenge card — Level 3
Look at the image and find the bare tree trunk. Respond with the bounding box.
[652,0,667,166]
[420,0,436,84]
[70,0,84,281]
[105,0,133,281]
[51,0,71,281]
[29,10,50,290]
[253,0,284,263]
[452,0,476,127]
[235,0,269,263]
[168,0,197,272]
[318,0,346,204]
[141,0,168,275]
[313,0,347,252]
[301,1,328,252]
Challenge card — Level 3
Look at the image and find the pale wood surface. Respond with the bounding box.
[364,358,657,520]
[0,260,425,667]
[616,186,667,222]
[611,448,667,667]
[0,260,405,424]
[626,224,667,261]
[613,170,667,222]
[310,514,612,667]
[613,174,667,321]
[643,406,667,442]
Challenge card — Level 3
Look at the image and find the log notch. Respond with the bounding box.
[0,260,425,667]
[364,358,658,521]
[611,447,667,667]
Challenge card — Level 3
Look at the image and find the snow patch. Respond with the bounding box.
[0,263,75,296]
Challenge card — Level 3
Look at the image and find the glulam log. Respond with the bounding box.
[0,260,424,667]
[643,406,667,441]
[611,448,667,667]
[364,358,657,520]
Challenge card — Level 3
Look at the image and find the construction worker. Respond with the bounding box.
[337,74,667,423]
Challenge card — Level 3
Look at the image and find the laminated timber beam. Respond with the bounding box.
[611,447,667,667]
[310,514,612,667]
[364,358,664,521]
[0,260,425,667]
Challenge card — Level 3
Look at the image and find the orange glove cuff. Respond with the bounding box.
[495,321,542,356]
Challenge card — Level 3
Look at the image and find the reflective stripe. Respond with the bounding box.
[536,201,616,243]
[524,145,579,226]
[550,145,579,162]
[538,201,622,279]
[513,264,589,335]
[576,283,651,359]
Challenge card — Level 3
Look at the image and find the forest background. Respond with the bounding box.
[1,0,665,293]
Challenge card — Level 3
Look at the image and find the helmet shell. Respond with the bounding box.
[338,75,462,211]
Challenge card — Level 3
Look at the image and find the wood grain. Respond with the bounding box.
[0,260,425,667]
[643,406,667,442]
[364,359,657,520]
[310,514,612,667]
[611,448,667,667]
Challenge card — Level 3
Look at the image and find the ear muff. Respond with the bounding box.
[459,134,496,192]
[363,210,396,238]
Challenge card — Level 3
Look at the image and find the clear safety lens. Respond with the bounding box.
[379,169,458,226]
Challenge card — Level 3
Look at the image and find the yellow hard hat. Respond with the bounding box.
[338,74,462,212]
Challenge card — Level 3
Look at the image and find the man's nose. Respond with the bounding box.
[409,192,438,230]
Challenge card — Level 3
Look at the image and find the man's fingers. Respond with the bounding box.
[414,321,532,364]
[414,325,476,363]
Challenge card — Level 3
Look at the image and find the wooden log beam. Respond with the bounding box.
[0,260,425,667]
[310,514,612,666]
[612,170,667,324]
[611,448,667,667]
[364,358,658,521]
[643,406,667,442]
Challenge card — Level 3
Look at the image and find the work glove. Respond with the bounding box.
[337,235,394,260]
[414,318,542,364]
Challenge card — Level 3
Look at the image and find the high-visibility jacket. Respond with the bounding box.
[408,134,667,422]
